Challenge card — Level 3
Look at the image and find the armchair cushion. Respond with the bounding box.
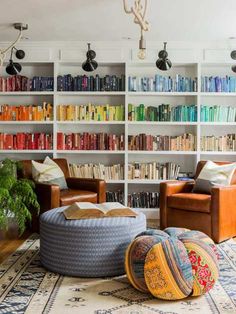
[60,189,97,206]
[168,193,211,213]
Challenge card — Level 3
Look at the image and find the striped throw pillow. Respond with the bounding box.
[193,160,236,194]
[32,156,68,190]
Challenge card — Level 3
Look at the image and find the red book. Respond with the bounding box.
[4,134,13,149]
[57,132,64,150]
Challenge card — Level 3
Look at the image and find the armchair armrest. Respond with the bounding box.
[35,182,60,212]
[159,180,195,229]
[211,185,236,242]
[66,177,106,203]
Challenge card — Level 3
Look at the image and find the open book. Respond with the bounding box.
[63,202,138,220]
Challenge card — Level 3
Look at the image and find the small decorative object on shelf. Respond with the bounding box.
[57,74,125,92]
[201,75,236,92]
[201,105,236,122]
[0,75,54,92]
[128,191,159,208]
[128,103,197,122]
[106,190,124,204]
[57,104,124,121]
[57,132,124,151]
[156,42,172,71]
[0,103,53,121]
[201,134,236,151]
[0,133,53,150]
[128,133,196,151]
[69,163,124,180]
[128,162,180,180]
[128,74,197,92]
[177,172,194,181]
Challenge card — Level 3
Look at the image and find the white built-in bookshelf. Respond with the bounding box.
[1,61,236,217]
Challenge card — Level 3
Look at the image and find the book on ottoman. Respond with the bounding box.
[63,202,138,220]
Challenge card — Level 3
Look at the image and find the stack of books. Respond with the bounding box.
[201,105,236,122]
[106,191,124,204]
[201,134,236,151]
[128,103,197,122]
[128,75,197,92]
[128,162,180,180]
[201,76,236,92]
[57,74,125,92]
[0,103,53,121]
[128,133,196,151]
[0,75,54,92]
[57,104,124,121]
[128,192,159,208]
[57,132,125,150]
[177,172,194,181]
[0,133,53,150]
[69,163,124,180]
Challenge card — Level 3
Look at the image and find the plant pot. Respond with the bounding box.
[0,218,19,240]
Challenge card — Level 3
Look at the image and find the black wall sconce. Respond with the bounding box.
[156,42,172,71]
[230,50,236,72]
[6,47,25,75]
[82,43,98,72]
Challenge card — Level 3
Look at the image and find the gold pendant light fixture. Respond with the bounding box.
[123,0,150,60]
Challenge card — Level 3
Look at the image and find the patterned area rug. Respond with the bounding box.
[0,234,236,314]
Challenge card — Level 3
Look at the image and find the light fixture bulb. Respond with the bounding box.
[138,48,146,60]
[138,34,146,60]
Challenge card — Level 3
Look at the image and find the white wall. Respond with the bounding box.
[0,40,235,65]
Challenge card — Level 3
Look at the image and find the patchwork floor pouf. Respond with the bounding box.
[125,227,219,300]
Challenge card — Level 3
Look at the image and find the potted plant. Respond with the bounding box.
[0,159,40,238]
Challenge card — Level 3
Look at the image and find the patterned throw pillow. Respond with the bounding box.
[193,160,236,194]
[32,156,68,190]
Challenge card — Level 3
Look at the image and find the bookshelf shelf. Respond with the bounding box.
[200,122,236,126]
[56,150,125,154]
[1,60,235,215]
[128,92,198,96]
[107,180,125,184]
[200,92,236,97]
[128,151,197,155]
[57,121,125,125]
[200,151,236,155]
[127,179,172,184]
[57,92,126,96]
[0,92,54,96]
[128,121,198,126]
[0,121,54,125]
[0,150,54,153]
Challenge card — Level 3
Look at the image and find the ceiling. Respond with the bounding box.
[0,0,235,42]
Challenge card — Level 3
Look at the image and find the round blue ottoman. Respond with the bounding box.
[40,206,146,277]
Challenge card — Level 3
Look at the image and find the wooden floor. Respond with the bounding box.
[0,230,32,263]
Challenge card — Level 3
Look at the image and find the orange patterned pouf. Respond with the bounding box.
[125,228,219,300]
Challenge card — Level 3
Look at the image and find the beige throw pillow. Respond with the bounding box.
[32,156,68,190]
[193,160,236,194]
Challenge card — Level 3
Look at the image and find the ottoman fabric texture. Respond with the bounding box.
[125,227,219,300]
[40,206,146,277]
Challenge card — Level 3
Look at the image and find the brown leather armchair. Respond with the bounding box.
[160,161,236,243]
[19,158,106,215]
